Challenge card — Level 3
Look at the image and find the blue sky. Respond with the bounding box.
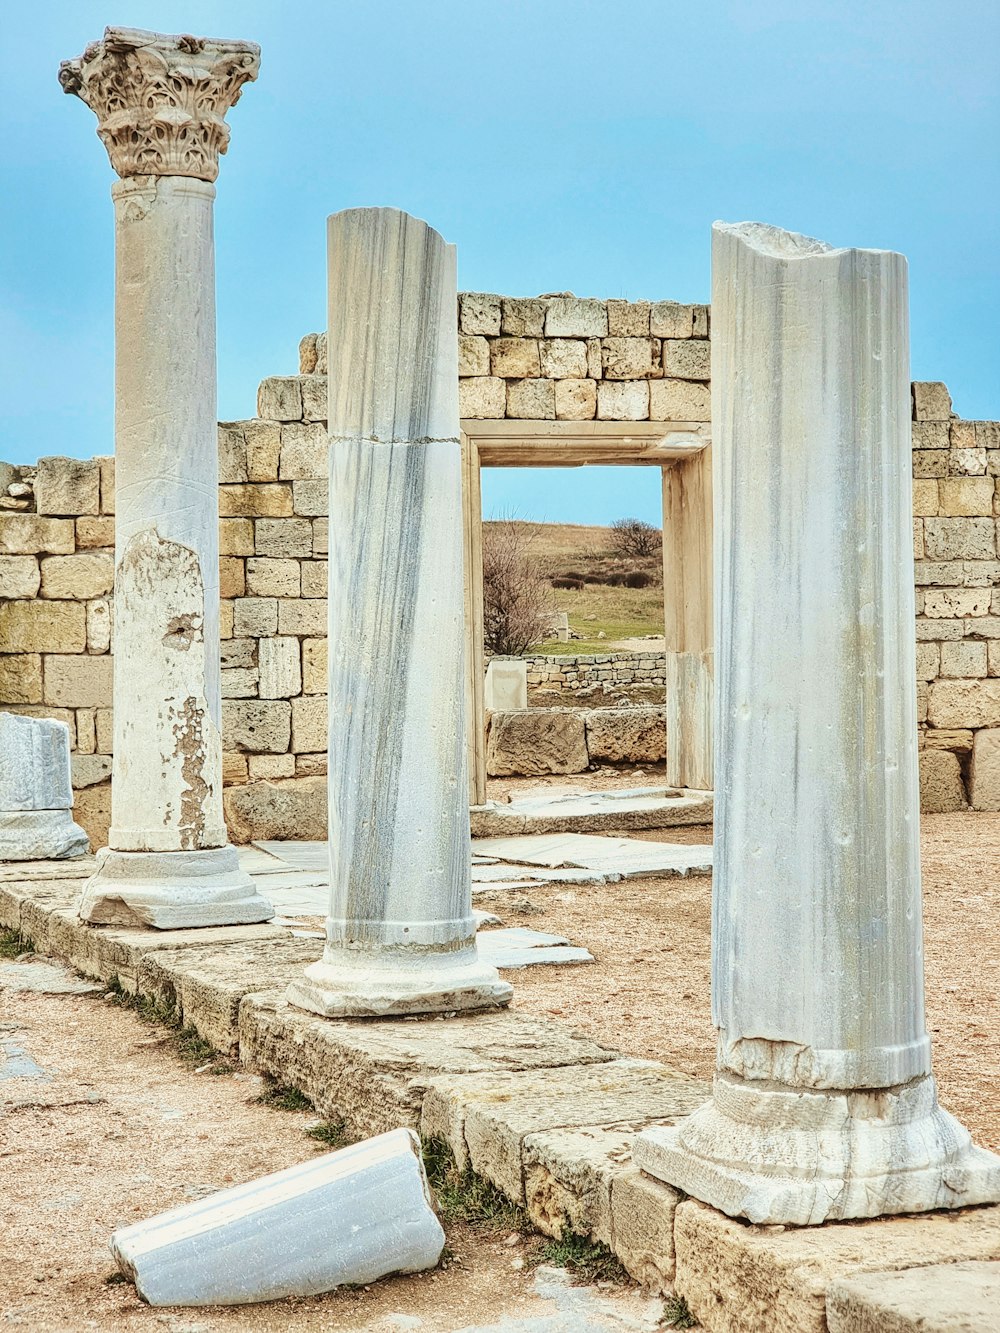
[2,1,997,524]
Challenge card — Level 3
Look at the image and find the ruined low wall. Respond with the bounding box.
[524,652,666,692]
[1,297,999,842]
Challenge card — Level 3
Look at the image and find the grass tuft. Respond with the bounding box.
[255,1081,313,1112]
[306,1120,354,1151]
[661,1294,697,1327]
[0,927,34,959]
[533,1232,629,1285]
[105,976,232,1071]
[421,1137,532,1234]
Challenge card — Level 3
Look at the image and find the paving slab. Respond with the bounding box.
[826,1259,1000,1333]
[421,1059,709,1203]
[252,840,328,872]
[239,994,620,1139]
[470,786,713,837]
[471,864,614,886]
[0,958,103,995]
[0,857,95,882]
[673,1198,1000,1333]
[472,832,713,878]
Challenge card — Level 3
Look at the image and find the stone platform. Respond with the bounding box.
[2,857,998,1331]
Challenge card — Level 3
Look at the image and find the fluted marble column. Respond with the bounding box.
[61,28,272,929]
[287,209,511,1017]
[635,221,1000,1224]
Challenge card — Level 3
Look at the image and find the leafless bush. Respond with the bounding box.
[482,517,553,657]
[610,517,662,558]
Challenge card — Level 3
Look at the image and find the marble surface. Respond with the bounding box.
[0,714,87,860]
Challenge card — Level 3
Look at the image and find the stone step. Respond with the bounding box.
[827,1260,1000,1333]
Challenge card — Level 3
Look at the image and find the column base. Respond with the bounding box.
[634,1071,1000,1226]
[0,809,89,861]
[286,944,513,1018]
[78,845,274,930]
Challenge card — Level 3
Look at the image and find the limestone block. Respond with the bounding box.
[928,679,1000,728]
[544,298,608,338]
[506,378,555,419]
[257,638,301,700]
[912,422,950,450]
[523,1125,625,1243]
[586,338,603,378]
[923,588,990,618]
[302,638,327,693]
[43,654,112,708]
[940,641,987,677]
[223,776,326,842]
[459,292,501,335]
[72,754,113,788]
[913,450,949,478]
[609,1166,679,1292]
[585,707,666,763]
[951,421,977,448]
[975,421,1000,448]
[242,420,282,481]
[458,335,489,376]
[484,659,527,711]
[245,557,300,597]
[315,332,328,375]
[76,517,115,549]
[827,1260,1000,1333]
[95,708,113,753]
[918,749,968,812]
[233,597,277,637]
[0,555,40,599]
[86,599,112,654]
[662,339,711,380]
[915,643,940,681]
[0,515,75,555]
[301,375,328,423]
[221,639,256,670]
[109,1128,444,1307]
[221,668,258,698]
[257,376,303,422]
[554,379,597,420]
[458,377,506,419]
[673,1198,1000,1333]
[300,560,327,598]
[217,422,248,483]
[34,457,99,515]
[279,422,328,480]
[692,305,710,336]
[914,519,924,559]
[540,339,588,379]
[0,601,86,654]
[969,728,1000,811]
[292,479,328,517]
[911,480,939,515]
[277,599,325,636]
[38,553,114,601]
[98,455,115,513]
[601,337,660,379]
[218,484,293,518]
[501,298,546,336]
[913,381,952,421]
[649,378,711,422]
[949,449,987,477]
[924,518,996,560]
[291,694,326,752]
[650,301,694,338]
[299,333,319,374]
[923,729,973,754]
[0,655,42,704]
[219,517,255,556]
[607,300,650,336]
[221,699,291,753]
[965,559,1000,586]
[296,754,326,777]
[76,709,96,754]
[248,754,296,781]
[219,557,245,599]
[965,617,1000,640]
[223,752,247,785]
[915,620,963,641]
[486,709,589,776]
[254,518,313,558]
[990,642,1000,675]
[490,337,540,378]
[596,381,649,420]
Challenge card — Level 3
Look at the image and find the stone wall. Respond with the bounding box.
[523,652,666,693]
[2,298,999,841]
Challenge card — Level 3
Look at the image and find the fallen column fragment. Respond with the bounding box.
[0,713,88,860]
[110,1128,444,1306]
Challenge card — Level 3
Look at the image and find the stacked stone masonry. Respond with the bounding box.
[1,295,998,846]
[521,652,667,691]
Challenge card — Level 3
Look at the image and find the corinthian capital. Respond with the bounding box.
[59,27,260,183]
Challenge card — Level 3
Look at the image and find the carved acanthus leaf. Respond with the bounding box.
[60,27,260,183]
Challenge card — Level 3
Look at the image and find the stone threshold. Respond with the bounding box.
[3,862,999,1332]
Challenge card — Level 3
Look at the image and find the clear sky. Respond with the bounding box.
[2,1,996,524]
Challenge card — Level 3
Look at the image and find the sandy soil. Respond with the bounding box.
[492,812,1000,1153]
[0,986,659,1333]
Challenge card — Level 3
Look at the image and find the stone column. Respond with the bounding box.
[60,28,273,929]
[635,221,1000,1224]
[287,208,511,1017]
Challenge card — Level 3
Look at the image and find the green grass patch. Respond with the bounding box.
[422,1137,532,1235]
[661,1294,697,1327]
[106,976,232,1071]
[256,1081,313,1112]
[532,1232,629,1285]
[306,1120,354,1151]
[0,927,34,959]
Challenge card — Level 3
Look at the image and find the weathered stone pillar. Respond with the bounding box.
[635,221,1000,1224]
[287,208,511,1016]
[61,28,272,928]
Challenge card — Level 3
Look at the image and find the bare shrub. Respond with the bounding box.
[482,517,553,657]
[610,517,662,558]
[622,570,653,588]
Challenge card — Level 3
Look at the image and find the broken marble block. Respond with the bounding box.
[0,713,88,860]
[110,1128,445,1306]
